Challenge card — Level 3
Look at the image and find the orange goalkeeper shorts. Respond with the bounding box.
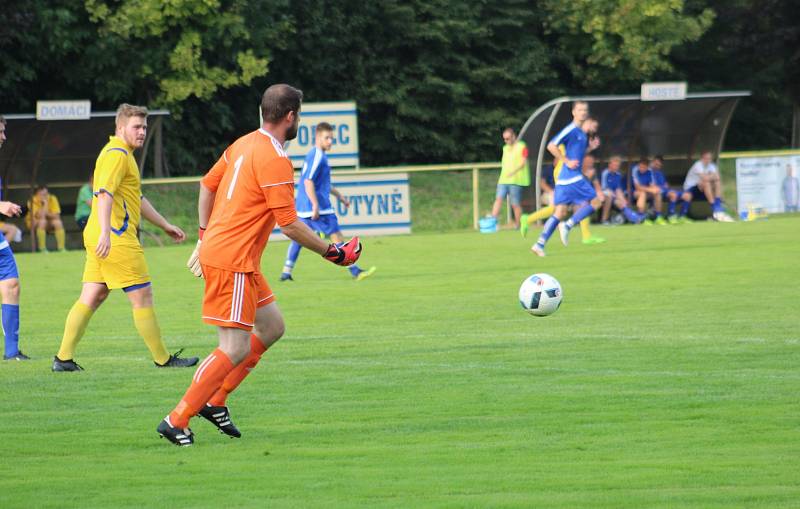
[201,266,275,331]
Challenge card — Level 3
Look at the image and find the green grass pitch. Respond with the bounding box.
[2,216,799,508]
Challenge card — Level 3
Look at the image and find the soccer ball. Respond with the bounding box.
[519,273,562,317]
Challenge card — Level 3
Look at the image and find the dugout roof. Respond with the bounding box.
[0,110,169,208]
[517,91,750,203]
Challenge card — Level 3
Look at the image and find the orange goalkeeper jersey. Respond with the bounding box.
[199,128,297,273]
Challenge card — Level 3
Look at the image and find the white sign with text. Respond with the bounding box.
[270,172,411,240]
[736,155,800,213]
[283,101,359,168]
[36,100,91,120]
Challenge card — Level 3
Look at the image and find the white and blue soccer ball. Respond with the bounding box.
[519,273,562,317]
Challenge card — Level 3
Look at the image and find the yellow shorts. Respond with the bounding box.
[83,243,150,290]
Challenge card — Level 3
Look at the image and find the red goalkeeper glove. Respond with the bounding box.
[322,236,362,266]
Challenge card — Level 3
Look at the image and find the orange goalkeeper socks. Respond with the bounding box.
[208,335,268,407]
[169,348,234,428]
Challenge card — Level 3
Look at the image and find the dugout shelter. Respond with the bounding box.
[0,110,169,249]
[517,91,750,210]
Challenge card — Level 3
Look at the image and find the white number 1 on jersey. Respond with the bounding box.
[226,155,244,200]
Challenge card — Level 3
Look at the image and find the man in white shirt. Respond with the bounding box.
[681,151,734,222]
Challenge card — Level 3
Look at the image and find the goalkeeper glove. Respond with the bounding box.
[187,228,204,278]
[322,236,362,266]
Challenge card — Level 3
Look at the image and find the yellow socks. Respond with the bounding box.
[57,301,94,360]
[133,307,170,365]
[580,218,591,241]
[527,205,555,225]
[36,229,46,251]
[55,228,66,250]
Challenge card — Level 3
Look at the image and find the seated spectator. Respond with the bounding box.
[632,158,667,225]
[26,185,66,252]
[578,155,606,244]
[680,151,734,222]
[74,175,93,231]
[650,155,685,224]
[600,155,643,224]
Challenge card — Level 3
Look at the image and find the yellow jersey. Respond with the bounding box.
[84,136,142,247]
[26,194,61,228]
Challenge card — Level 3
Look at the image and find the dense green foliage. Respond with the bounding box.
[0,1,796,173]
[3,217,799,507]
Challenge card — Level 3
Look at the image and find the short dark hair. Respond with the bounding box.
[316,122,334,134]
[653,155,664,163]
[639,157,649,164]
[261,84,303,123]
[0,114,6,126]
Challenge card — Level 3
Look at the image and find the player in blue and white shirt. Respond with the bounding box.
[280,122,375,281]
[631,158,667,225]
[681,151,734,221]
[0,116,27,361]
[649,155,686,224]
[600,155,643,224]
[532,101,603,257]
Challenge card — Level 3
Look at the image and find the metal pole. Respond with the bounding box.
[472,167,479,229]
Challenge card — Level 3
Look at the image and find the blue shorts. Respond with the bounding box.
[300,214,341,236]
[0,244,19,282]
[686,186,707,201]
[495,184,523,206]
[554,179,596,205]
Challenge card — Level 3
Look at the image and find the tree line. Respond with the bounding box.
[1,0,797,175]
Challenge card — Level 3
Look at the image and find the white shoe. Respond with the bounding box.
[558,223,570,246]
[713,211,735,222]
[531,244,546,257]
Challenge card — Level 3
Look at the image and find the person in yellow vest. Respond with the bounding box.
[490,128,529,228]
[26,185,66,252]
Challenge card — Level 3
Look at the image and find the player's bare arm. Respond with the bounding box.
[331,187,350,208]
[304,179,320,219]
[95,191,113,258]
[0,201,22,217]
[141,196,186,242]
[548,142,577,169]
[187,184,215,277]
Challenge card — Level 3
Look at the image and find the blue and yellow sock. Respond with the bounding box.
[2,304,20,357]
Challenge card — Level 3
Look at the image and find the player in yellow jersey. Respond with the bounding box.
[520,144,605,244]
[52,104,198,371]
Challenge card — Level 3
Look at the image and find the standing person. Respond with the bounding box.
[490,128,529,229]
[164,84,362,446]
[782,164,799,212]
[74,174,93,231]
[0,115,27,361]
[279,122,375,282]
[681,150,734,222]
[26,185,67,251]
[52,104,198,372]
[531,102,601,257]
